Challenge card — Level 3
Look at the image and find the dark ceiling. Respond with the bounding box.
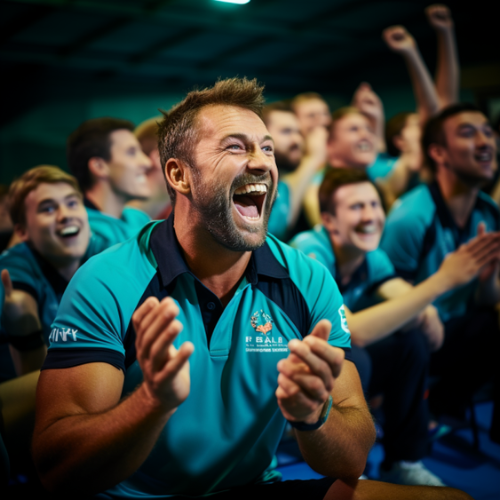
[1,0,499,128]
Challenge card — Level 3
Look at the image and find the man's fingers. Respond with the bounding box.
[133,297,159,332]
[149,319,184,372]
[285,339,334,392]
[158,341,194,381]
[1,269,13,296]
[476,221,486,237]
[309,319,331,342]
[276,372,301,399]
[137,299,180,360]
[303,335,345,379]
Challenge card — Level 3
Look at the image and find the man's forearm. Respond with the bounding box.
[435,28,459,107]
[348,272,450,346]
[295,400,375,480]
[283,154,324,228]
[33,381,173,496]
[402,49,440,124]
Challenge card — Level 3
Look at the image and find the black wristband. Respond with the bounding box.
[288,395,333,432]
[8,330,45,352]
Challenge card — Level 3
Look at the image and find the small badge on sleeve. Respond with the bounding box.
[338,305,350,334]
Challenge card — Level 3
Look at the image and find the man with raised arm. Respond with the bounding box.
[382,103,500,443]
[33,78,472,500]
[67,117,153,247]
[262,101,328,239]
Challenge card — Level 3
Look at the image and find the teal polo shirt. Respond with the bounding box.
[381,182,500,321]
[43,216,352,498]
[85,198,150,248]
[0,235,109,344]
[267,181,290,241]
[289,225,396,312]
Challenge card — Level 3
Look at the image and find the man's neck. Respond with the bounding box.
[44,256,81,282]
[85,183,126,219]
[331,240,366,287]
[436,169,479,229]
[173,209,252,308]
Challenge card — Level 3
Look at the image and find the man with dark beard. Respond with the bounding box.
[263,102,327,239]
[382,103,500,444]
[33,79,472,500]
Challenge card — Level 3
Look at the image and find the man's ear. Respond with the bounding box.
[165,158,191,198]
[428,143,447,169]
[88,157,110,180]
[14,223,29,242]
[321,211,337,234]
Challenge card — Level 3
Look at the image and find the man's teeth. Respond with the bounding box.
[475,152,492,161]
[357,225,377,234]
[59,226,79,236]
[357,142,372,152]
[234,184,267,195]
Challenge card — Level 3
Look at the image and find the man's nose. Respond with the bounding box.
[247,145,275,174]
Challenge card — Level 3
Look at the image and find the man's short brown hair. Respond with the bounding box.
[328,107,363,140]
[261,101,294,128]
[290,92,326,111]
[157,77,265,205]
[8,166,81,226]
[135,117,162,156]
[319,168,371,214]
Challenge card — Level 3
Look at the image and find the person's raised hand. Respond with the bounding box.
[304,126,329,166]
[132,296,194,414]
[437,223,500,289]
[352,82,384,122]
[1,268,41,335]
[276,319,344,424]
[425,4,454,31]
[382,26,416,54]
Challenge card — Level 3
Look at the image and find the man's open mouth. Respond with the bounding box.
[356,141,373,152]
[233,183,267,220]
[355,224,379,235]
[474,151,492,163]
[57,225,80,238]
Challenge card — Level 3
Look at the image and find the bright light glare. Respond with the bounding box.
[215,0,250,4]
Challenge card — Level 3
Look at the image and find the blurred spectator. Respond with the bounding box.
[133,117,172,219]
[290,168,497,485]
[381,103,500,442]
[0,166,108,377]
[291,92,332,136]
[262,101,327,239]
[67,118,152,247]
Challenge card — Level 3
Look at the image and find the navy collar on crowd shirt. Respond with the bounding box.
[28,243,70,298]
[428,181,483,247]
[150,215,290,290]
[83,197,99,211]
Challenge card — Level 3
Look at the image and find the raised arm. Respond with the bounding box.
[426,4,459,108]
[282,126,328,230]
[352,82,386,153]
[32,297,194,496]
[1,269,46,375]
[382,25,440,125]
[344,231,500,347]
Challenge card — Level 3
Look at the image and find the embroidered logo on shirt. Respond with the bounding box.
[251,310,273,334]
[338,305,350,334]
[246,310,288,354]
[49,327,78,343]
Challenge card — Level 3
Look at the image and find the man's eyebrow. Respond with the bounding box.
[221,133,274,144]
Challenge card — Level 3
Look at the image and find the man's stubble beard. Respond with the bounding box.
[190,168,276,252]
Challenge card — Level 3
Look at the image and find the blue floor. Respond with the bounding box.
[276,402,500,499]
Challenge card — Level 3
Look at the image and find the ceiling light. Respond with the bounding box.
[215,0,250,4]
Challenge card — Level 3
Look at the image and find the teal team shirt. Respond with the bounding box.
[0,235,109,344]
[44,216,351,498]
[267,181,290,240]
[85,199,150,248]
[289,225,396,312]
[381,182,500,322]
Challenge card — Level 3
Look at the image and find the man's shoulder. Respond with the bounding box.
[386,184,435,228]
[288,226,333,266]
[122,206,151,225]
[0,242,39,273]
[477,191,500,226]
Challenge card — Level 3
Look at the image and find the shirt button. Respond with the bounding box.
[207,302,216,310]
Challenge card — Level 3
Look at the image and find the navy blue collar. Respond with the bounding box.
[150,215,290,288]
[28,243,69,298]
